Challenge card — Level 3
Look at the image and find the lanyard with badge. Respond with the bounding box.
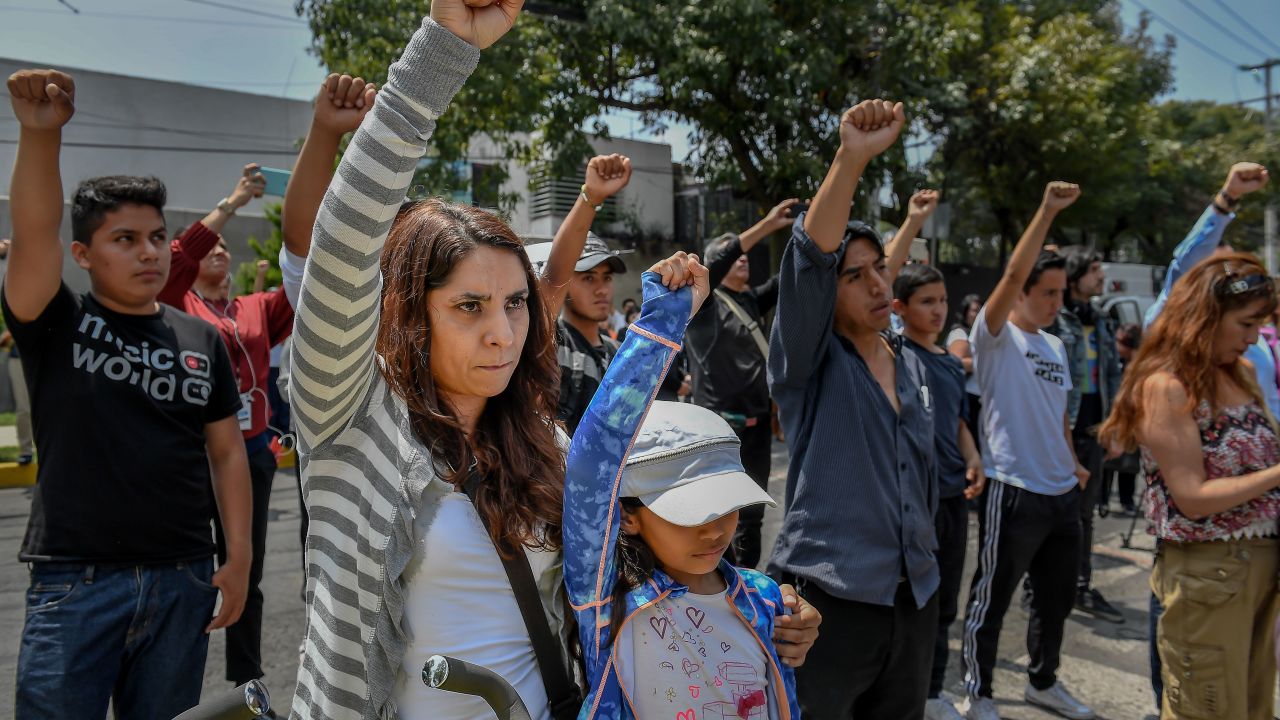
[197,292,258,431]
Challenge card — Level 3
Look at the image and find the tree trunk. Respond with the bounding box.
[994,206,1017,268]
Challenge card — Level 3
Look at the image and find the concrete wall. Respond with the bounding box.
[0,58,312,214]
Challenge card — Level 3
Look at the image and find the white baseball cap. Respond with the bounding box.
[621,401,776,527]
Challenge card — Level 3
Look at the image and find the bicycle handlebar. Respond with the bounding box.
[423,654,533,720]
[173,680,272,720]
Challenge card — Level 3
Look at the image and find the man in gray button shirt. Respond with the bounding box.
[767,98,939,719]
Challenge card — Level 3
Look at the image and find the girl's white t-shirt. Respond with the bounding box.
[615,589,778,720]
[393,492,556,720]
[945,326,980,396]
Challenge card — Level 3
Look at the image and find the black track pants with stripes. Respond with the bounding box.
[961,480,1082,699]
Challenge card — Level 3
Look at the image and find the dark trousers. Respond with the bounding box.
[213,443,276,683]
[1101,468,1137,510]
[267,366,290,440]
[786,577,938,719]
[1149,590,1164,711]
[962,481,1081,698]
[930,495,969,698]
[730,420,773,570]
[1073,431,1105,590]
[295,461,308,571]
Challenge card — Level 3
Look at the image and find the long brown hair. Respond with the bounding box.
[1099,252,1277,453]
[376,199,564,554]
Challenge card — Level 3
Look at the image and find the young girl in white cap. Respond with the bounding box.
[563,252,801,720]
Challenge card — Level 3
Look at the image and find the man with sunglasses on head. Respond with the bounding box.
[1046,246,1124,626]
[767,99,940,719]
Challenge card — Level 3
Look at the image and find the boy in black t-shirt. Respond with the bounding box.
[892,264,985,720]
[6,68,250,720]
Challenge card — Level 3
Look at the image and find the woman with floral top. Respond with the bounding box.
[1100,252,1280,720]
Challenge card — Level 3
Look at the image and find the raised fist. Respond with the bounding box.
[648,251,711,317]
[583,154,632,205]
[256,259,271,274]
[907,189,939,220]
[8,69,75,131]
[839,99,906,161]
[431,0,525,50]
[763,198,802,232]
[314,74,377,136]
[1041,182,1081,212]
[1223,162,1269,199]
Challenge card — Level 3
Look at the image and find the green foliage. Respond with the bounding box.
[234,202,285,295]
[1126,101,1280,259]
[295,0,914,212]
[294,0,1274,265]
[909,2,1173,261]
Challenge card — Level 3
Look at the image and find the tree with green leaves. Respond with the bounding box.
[294,0,1202,265]
[295,0,930,215]
[234,202,284,295]
[913,2,1172,262]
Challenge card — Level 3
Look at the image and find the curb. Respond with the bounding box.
[0,462,36,489]
[0,448,294,490]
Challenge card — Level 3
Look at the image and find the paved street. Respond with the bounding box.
[0,441,1161,719]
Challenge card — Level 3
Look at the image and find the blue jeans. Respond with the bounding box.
[16,559,219,720]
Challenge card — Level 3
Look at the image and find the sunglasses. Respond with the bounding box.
[1215,263,1275,299]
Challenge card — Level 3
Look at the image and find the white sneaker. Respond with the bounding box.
[958,695,1001,720]
[925,695,966,720]
[1024,682,1095,720]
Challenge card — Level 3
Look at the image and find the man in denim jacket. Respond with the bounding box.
[1048,247,1124,624]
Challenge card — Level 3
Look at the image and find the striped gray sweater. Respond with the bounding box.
[287,17,565,720]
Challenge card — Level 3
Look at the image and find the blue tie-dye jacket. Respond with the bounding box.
[564,272,800,720]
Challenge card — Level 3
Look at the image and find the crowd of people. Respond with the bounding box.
[4,1,1280,720]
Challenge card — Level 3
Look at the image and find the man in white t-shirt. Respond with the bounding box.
[959,183,1095,720]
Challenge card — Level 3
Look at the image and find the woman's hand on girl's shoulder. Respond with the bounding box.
[648,251,711,317]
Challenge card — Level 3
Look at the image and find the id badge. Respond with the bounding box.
[238,391,253,431]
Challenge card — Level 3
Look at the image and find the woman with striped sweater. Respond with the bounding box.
[288,2,819,718]
[288,3,568,717]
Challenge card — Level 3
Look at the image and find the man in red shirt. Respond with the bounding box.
[161,186,291,687]
[159,73,377,686]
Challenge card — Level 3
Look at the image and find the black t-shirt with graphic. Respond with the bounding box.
[3,284,241,563]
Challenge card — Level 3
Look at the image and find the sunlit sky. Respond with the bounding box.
[1,0,1276,162]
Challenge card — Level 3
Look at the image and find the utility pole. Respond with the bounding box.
[1242,59,1278,272]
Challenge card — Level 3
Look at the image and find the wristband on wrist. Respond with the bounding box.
[1219,188,1241,208]
[579,184,602,212]
[217,197,237,215]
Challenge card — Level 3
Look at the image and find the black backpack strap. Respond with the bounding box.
[462,468,582,720]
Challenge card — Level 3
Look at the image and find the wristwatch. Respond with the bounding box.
[217,197,237,215]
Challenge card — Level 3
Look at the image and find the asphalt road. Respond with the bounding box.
[0,440,1163,719]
